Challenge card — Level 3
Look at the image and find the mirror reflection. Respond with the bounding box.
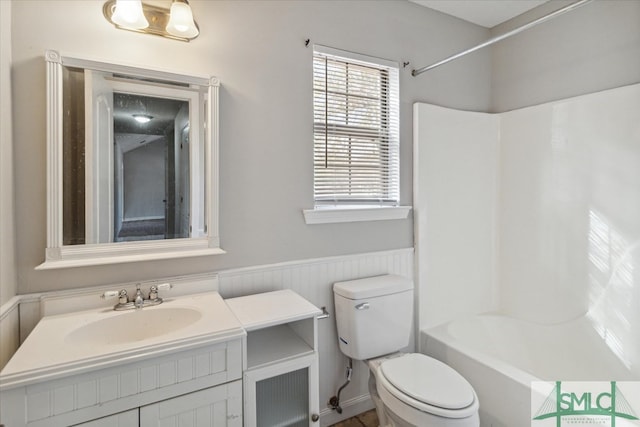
[62,66,203,245]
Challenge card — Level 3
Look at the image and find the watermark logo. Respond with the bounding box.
[532,381,640,427]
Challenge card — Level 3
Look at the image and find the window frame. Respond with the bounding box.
[304,45,410,224]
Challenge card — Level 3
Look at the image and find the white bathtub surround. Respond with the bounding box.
[415,84,640,425]
[415,83,640,326]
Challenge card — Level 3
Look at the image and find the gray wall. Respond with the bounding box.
[491,0,640,112]
[10,1,491,294]
[1,0,16,307]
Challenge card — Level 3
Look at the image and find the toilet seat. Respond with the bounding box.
[375,353,479,419]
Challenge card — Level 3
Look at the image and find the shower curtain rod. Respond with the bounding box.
[411,0,593,77]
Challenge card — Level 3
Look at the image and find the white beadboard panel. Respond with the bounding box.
[140,366,157,393]
[120,369,139,397]
[26,390,50,421]
[218,248,414,424]
[76,379,98,409]
[218,249,414,299]
[178,356,195,383]
[17,340,242,425]
[98,375,119,404]
[53,385,74,415]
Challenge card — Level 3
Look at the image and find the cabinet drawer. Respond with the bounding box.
[140,380,242,426]
[72,409,138,427]
[16,339,242,427]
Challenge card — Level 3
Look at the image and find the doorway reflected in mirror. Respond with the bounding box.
[113,93,190,242]
[62,68,197,245]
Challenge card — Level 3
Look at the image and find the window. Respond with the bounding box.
[312,46,400,209]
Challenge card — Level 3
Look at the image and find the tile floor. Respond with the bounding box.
[329,409,379,427]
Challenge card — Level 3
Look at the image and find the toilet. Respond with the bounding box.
[333,275,479,427]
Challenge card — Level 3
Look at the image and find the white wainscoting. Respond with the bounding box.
[217,248,414,425]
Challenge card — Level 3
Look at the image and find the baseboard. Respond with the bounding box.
[319,394,375,427]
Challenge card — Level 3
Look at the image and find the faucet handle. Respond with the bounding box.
[157,283,172,292]
[102,289,128,305]
[149,283,172,301]
[101,290,119,299]
[118,289,129,304]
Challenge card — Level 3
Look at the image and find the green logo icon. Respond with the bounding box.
[533,381,638,427]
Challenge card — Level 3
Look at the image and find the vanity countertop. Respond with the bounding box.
[0,291,245,390]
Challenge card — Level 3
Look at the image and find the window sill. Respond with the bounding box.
[303,206,412,225]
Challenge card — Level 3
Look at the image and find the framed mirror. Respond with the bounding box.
[38,50,223,269]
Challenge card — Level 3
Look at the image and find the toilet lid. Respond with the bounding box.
[379,353,475,410]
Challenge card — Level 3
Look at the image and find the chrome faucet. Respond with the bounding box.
[102,283,172,311]
[134,284,145,309]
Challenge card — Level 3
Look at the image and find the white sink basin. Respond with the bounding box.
[66,307,203,345]
[0,292,245,388]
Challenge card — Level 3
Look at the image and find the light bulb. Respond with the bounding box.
[111,0,149,30]
[166,1,199,39]
[133,114,153,123]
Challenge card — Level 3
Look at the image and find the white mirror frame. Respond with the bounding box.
[38,50,224,269]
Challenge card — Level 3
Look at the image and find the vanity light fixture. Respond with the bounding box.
[103,0,199,42]
[133,113,154,123]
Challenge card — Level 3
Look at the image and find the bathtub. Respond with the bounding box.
[421,314,639,427]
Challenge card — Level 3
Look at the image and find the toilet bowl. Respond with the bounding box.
[333,275,480,427]
[368,353,479,427]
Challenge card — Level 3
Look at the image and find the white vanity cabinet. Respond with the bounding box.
[225,290,322,427]
[1,339,243,427]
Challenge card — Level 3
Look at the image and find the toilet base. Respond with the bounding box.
[368,372,389,427]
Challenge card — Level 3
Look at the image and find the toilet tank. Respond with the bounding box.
[333,275,414,360]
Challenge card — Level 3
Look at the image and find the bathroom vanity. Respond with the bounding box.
[0,291,245,426]
[0,287,322,427]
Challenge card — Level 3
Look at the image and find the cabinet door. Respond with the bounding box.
[140,380,242,427]
[244,353,319,427]
[73,409,138,427]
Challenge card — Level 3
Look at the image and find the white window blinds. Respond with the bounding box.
[313,46,400,206]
